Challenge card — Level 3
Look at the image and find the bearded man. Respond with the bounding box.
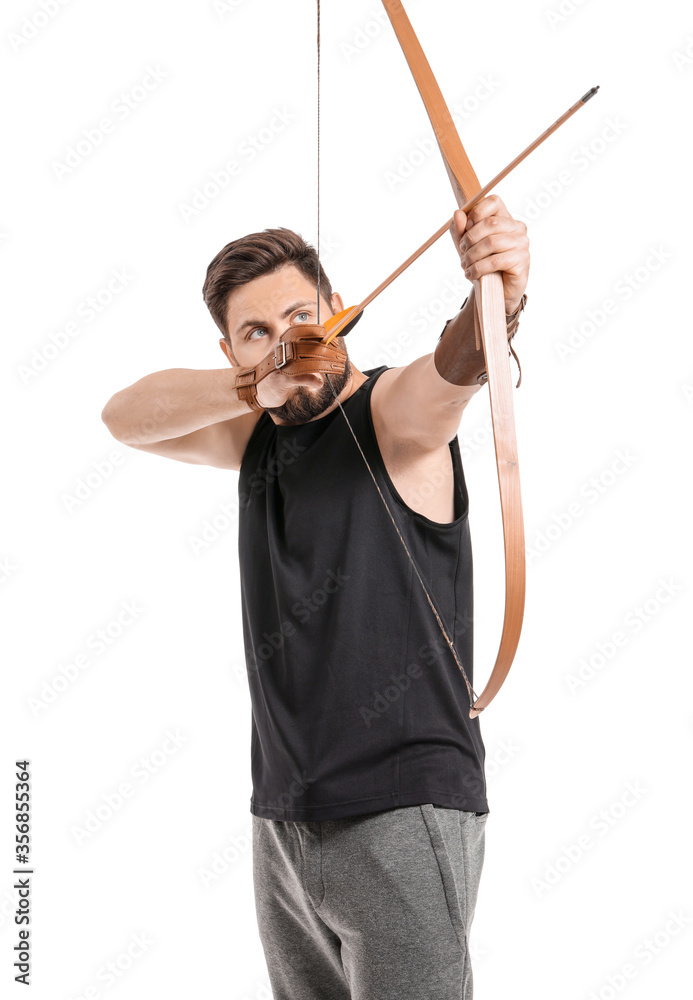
[101,195,529,999]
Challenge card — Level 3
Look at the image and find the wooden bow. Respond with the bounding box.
[311,2,597,717]
[382,0,523,717]
[373,0,524,718]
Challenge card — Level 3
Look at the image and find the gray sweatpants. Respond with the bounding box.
[252,803,487,999]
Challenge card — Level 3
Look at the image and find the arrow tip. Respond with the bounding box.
[580,85,600,102]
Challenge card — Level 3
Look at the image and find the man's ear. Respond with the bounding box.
[219,337,236,366]
[330,291,344,314]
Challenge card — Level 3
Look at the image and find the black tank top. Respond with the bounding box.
[238,365,488,821]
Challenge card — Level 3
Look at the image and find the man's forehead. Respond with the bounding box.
[225,267,333,340]
[226,265,316,324]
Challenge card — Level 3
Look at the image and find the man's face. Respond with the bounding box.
[220,264,351,424]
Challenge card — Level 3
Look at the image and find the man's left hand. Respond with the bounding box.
[450,195,529,315]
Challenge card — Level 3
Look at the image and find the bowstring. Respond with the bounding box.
[326,388,479,711]
[316,1,478,714]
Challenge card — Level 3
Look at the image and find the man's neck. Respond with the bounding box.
[324,366,367,415]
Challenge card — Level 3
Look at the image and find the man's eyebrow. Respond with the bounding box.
[234,300,316,336]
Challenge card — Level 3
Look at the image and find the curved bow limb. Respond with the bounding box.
[381,0,525,717]
[469,273,525,717]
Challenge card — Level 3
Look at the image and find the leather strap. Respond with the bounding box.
[435,290,527,387]
[234,325,348,410]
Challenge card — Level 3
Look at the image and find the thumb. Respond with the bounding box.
[282,371,323,387]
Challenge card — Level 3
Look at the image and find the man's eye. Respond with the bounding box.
[295,311,310,322]
[248,328,267,341]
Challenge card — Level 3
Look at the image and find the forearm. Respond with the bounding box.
[101,367,251,445]
[434,285,526,389]
[434,289,486,388]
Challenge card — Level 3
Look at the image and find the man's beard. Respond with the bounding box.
[265,342,352,424]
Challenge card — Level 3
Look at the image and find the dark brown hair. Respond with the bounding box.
[202,227,333,342]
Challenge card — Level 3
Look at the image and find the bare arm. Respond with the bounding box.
[101,367,260,470]
[371,295,482,453]
[101,358,329,470]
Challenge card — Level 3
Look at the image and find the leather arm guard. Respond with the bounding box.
[233,325,348,411]
[434,289,527,388]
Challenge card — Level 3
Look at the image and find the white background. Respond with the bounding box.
[2,0,692,997]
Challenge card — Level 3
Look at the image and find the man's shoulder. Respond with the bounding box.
[365,365,397,413]
[349,365,390,401]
